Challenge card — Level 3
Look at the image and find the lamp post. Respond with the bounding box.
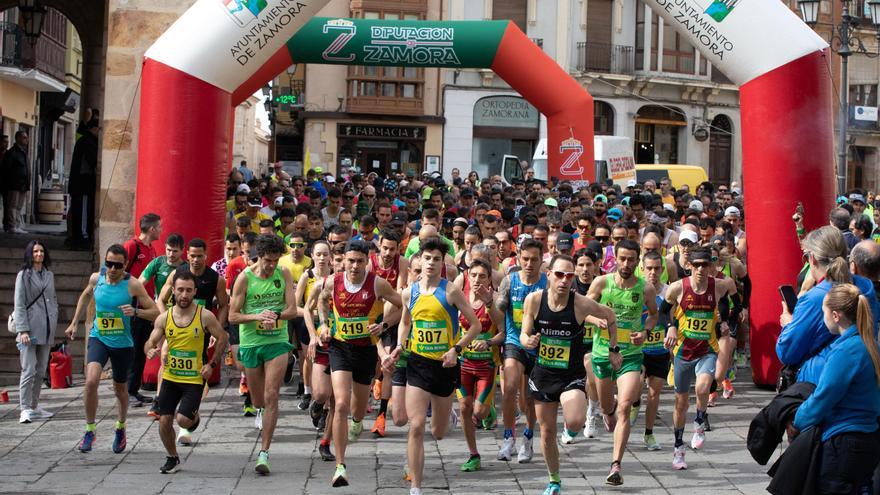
[18,0,47,42]
[798,0,880,195]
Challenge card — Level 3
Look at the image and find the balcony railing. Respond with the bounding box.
[0,21,66,82]
[576,41,634,75]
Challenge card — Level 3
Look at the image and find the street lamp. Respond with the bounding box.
[18,0,47,42]
[798,0,880,195]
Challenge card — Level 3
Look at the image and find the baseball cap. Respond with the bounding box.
[422,186,434,201]
[688,199,704,212]
[236,184,251,194]
[556,233,574,251]
[544,198,558,208]
[663,203,675,212]
[247,193,262,207]
[724,206,741,218]
[607,207,623,221]
[627,179,637,188]
[680,230,699,245]
[391,211,409,223]
[837,195,849,205]
[274,196,284,206]
[313,166,323,174]
[849,193,866,204]
[486,209,502,219]
[324,175,336,184]
[593,194,608,204]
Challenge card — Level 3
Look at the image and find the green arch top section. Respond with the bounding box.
[286,17,509,68]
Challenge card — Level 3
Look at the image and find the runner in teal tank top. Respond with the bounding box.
[65,244,159,455]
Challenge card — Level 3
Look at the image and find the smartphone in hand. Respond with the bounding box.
[779,285,798,314]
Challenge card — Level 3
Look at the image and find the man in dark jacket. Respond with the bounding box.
[2,130,30,234]
[67,119,99,246]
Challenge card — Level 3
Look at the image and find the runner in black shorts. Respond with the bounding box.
[521,254,609,495]
[639,251,671,451]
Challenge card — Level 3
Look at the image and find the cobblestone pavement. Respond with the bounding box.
[0,367,778,494]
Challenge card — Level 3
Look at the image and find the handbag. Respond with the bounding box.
[7,274,46,334]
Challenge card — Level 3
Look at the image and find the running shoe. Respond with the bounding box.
[317,409,328,432]
[404,464,411,481]
[147,404,160,420]
[585,414,599,438]
[298,393,312,411]
[727,365,736,382]
[543,481,562,495]
[372,412,387,438]
[629,403,640,426]
[78,430,95,452]
[735,351,746,369]
[603,412,617,433]
[255,408,263,430]
[722,379,736,399]
[707,392,717,408]
[605,463,623,486]
[497,437,516,461]
[32,406,53,419]
[460,454,481,472]
[672,445,688,470]
[691,421,706,450]
[239,376,249,396]
[310,401,324,427]
[243,404,257,417]
[19,409,32,424]
[129,395,144,408]
[135,393,154,404]
[645,433,661,451]
[517,436,533,463]
[482,405,497,430]
[225,349,234,367]
[409,488,423,495]
[112,427,127,453]
[372,379,382,401]
[348,419,363,442]
[319,443,335,462]
[560,428,575,445]
[255,450,270,475]
[177,428,192,446]
[331,463,349,487]
[160,456,181,474]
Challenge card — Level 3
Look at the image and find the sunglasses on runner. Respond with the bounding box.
[595,236,609,242]
[105,260,124,270]
[290,242,305,248]
[552,271,576,280]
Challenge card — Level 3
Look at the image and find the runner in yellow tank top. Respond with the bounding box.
[144,271,227,474]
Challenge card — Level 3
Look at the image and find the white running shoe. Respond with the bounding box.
[585,414,599,438]
[691,421,706,450]
[177,428,192,446]
[560,429,575,445]
[409,488,423,495]
[673,445,688,470]
[517,436,533,463]
[497,436,516,461]
[19,409,33,424]
[32,406,54,419]
[255,408,263,431]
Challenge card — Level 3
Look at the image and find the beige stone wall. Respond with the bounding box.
[98,0,196,252]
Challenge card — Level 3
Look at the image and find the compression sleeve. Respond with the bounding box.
[741,274,751,309]
[659,299,675,326]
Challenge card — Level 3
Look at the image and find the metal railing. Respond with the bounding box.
[0,22,21,67]
[0,21,66,82]
[576,41,635,75]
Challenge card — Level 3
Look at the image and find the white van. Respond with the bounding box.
[502,136,636,187]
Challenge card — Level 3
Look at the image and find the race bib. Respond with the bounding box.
[537,336,571,369]
[97,311,125,336]
[583,324,596,343]
[166,349,198,377]
[598,327,633,348]
[256,317,282,336]
[337,316,369,340]
[644,326,665,348]
[413,320,449,355]
[463,332,493,361]
[682,311,713,340]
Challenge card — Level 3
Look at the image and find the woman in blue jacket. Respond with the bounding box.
[792,283,880,494]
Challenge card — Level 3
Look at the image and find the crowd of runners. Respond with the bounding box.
[60,164,764,495]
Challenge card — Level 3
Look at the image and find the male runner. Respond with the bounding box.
[455,259,504,472]
[159,239,228,326]
[495,238,547,463]
[662,247,740,470]
[145,271,228,473]
[65,244,160,453]
[386,238,483,495]
[368,229,408,437]
[638,251,671,451]
[522,254,615,495]
[229,234,298,475]
[316,240,402,487]
[281,231,313,406]
[587,239,658,485]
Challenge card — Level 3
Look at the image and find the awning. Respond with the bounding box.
[0,66,66,92]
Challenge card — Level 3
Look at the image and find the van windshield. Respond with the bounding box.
[532,158,548,182]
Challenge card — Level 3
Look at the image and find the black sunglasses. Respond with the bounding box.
[105,260,125,270]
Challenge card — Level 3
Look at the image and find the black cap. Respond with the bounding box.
[557,233,574,251]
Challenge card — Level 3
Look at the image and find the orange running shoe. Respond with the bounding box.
[707,392,717,407]
[240,376,249,396]
[372,379,382,402]
[371,412,386,438]
[722,379,735,399]
[225,350,234,367]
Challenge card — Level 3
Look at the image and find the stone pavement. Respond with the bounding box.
[0,367,779,495]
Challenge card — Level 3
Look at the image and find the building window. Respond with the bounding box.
[634,1,658,71]
[634,105,685,164]
[594,101,614,135]
[662,30,694,74]
[850,84,878,106]
[493,0,527,32]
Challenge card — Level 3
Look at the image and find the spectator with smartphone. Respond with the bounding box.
[777,226,879,385]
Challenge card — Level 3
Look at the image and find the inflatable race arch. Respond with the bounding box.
[137,0,832,385]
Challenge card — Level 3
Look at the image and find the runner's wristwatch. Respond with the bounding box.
[608,345,621,354]
[453,344,463,355]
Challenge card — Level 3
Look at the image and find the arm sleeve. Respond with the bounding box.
[741,274,752,309]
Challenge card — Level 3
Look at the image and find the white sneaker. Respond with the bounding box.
[409,488,423,495]
[517,436,533,463]
[497,436,516,461]
[13,227,27,234]
[560,429,575,445]
[19,409,33,424]
[255,408,263,430]
[177,428,192,446]
[33,406,53,419]
[585,414,599,438]
[691,421,706,450]
[672,445,688,470]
